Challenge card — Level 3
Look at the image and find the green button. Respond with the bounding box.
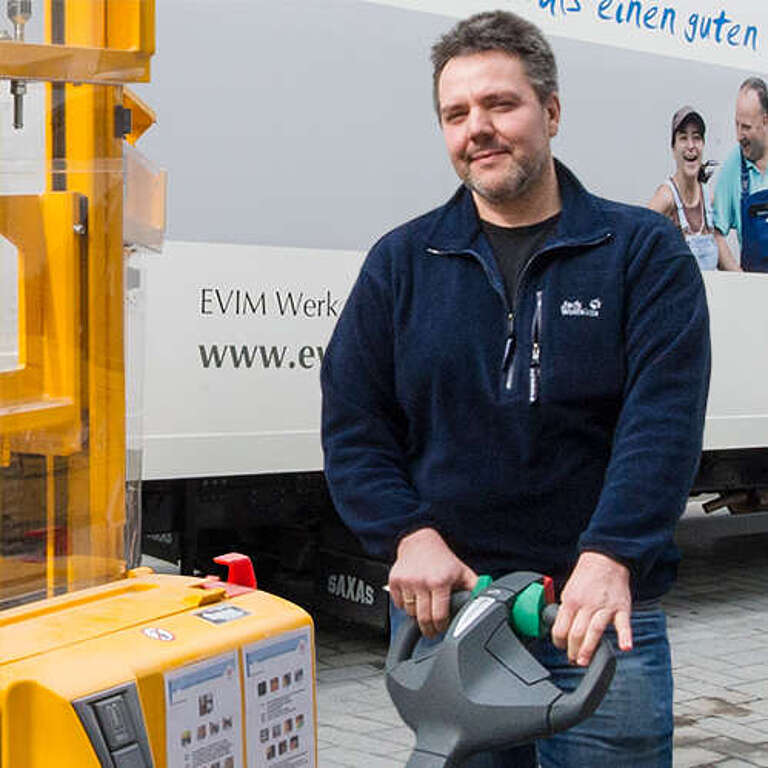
[511,583,546,638]
[471,574,493,598]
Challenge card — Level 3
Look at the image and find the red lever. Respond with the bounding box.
[213,552,257,589]
[542,575,555,604]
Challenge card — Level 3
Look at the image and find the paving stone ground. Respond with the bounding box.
[314,504,768,768]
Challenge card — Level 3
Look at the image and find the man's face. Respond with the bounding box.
[437,51,560,206]
[735,87,768,163]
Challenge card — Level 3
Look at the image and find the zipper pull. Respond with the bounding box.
[529,291,543,404]
[529,346,540,404]
[503,312,516,390]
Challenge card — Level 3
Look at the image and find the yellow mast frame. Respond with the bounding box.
[0,0,157,604]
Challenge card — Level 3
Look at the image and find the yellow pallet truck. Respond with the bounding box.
[0,2,317,766]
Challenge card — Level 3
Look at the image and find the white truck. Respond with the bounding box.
[133,0,768,627]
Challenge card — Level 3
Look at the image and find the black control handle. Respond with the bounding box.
[541,603,616,732]
[386,591,472,668]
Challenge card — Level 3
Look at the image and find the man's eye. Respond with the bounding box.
[444,112,465,123]
[489,100,517,111]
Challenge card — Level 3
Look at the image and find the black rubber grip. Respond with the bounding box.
[386,591,472,668]
[541,602,617,733]
[548,639,615,732]
[542,602,559,630]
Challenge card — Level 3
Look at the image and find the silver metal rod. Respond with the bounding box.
[10,79,25,130]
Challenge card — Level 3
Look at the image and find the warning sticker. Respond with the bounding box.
[195,604,250,625]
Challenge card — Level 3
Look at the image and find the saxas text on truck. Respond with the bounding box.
[326,574,376,606]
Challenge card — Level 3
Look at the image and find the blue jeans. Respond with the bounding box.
[389,605,673,768]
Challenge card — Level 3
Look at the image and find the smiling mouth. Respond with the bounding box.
[469,149,507,162]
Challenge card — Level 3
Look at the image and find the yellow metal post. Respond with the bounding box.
[50,0,126,589]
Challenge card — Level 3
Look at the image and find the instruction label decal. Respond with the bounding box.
[165,651,243,768]
[244,627,315,768]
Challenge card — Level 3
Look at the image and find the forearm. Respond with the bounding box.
[715,232,741,271]
[579,391,706,573]
[322,381,437,559]
[579,243,710,576]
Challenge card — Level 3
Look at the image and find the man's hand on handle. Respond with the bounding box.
[552,551,633,666]
[388,527,477,638]
[390,537,631,654]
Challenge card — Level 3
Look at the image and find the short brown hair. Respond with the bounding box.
[431,10,558,115]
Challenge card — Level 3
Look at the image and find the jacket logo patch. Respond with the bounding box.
[561,298,602,318]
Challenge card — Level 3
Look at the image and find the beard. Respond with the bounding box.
[460,146,549,205]
[741,136,766,163]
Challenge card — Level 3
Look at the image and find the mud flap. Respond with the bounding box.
[315,548,390,630]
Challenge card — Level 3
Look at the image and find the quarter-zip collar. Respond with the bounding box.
[424,159,612,258]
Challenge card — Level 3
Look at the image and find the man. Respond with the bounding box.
[714,77,768,271]
[322,11,709,767]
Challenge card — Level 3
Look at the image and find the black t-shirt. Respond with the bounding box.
[481,213,561,307]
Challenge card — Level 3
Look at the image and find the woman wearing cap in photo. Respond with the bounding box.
[649,106,740,271]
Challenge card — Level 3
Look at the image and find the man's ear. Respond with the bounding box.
[546,92,561,138]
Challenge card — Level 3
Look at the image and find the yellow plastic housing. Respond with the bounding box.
[0,571,317,767]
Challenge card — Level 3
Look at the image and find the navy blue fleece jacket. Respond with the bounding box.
[321,161,710,600]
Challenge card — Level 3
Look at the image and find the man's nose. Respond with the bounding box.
[467,107,494,139]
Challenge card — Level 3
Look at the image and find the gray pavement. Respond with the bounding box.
[314,505,768,768]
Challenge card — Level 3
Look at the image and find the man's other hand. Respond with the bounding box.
[388,528,477,638]
[551,551,632,666]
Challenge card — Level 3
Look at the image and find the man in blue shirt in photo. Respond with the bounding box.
[714,77,768,271]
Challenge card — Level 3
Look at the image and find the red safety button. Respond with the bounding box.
[542,576,555,604]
